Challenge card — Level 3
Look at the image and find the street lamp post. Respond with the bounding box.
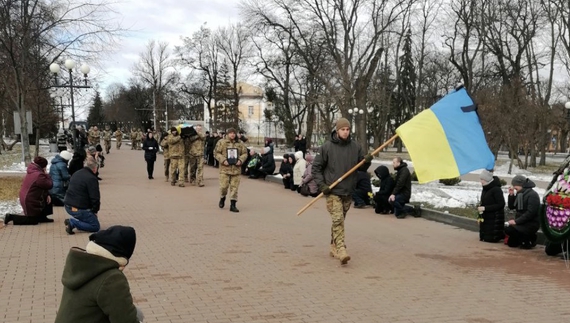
[347,108,364,133]
[50,88,66,129]
[49,59,91,125]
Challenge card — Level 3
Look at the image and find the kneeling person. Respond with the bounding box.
[63,156,101,235]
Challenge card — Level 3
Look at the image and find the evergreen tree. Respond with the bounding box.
[87,91,105,128]
[394,29,417,152]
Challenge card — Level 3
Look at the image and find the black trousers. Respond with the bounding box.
[11,202,53,225]
[374,193,393,214]
[146,160,155,177]
[505,226,537,248]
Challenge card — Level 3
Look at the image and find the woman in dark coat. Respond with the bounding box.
[374,165,395,214]
[49,150,72,206]
[68,149,87,176]
[478,170,505,243]
[279,154,292,189]
[142,132,159,179]
[4,157,53,225]
[506,175,540,248]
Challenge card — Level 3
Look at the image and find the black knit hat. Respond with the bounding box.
[33,156,48,169]
[89,225,136,260]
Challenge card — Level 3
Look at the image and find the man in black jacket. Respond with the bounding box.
[63,157,101,235]
[312,118,372,265]
[374,165,395,214]
[352,169,372,208]
[389,157,420,219]
[506,175,540,249]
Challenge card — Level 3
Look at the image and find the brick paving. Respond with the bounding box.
[1,147,570,323]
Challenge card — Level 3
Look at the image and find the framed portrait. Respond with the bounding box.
[227,148,238,165]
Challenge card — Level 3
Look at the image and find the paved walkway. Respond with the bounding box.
[1,147,570,323]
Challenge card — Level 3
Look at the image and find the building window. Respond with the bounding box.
[248,106,254,116]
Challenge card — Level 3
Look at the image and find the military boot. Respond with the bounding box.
[337,247,350,265]
[230,200,239,213]
[219,196,226,209]
[329,244,337,258]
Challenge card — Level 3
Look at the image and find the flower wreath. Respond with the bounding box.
[544,169,570,233]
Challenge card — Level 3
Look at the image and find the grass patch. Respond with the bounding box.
[375,151,410,160]
[422,203,478,219]
[0,177,23,201]
[528,164,558,174]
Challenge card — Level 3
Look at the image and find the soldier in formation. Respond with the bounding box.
[214,128,247,212]
[188,124,205,187]
[89,126,101,147]
[166,127,185,187]
[130,129,137,150]
[114,128,123,149]
[160,132,170,182]
[102,125,112,154]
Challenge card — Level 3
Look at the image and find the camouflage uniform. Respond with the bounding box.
[136,129,143,150]
[214,134,247,209]
[167,131,185,187]
[114,129,123,149]
[130,130,137,150]
[87,127,94,145]
[183,137,191,183]
[188,130,205,186]
[91,127,101,146]
[160,135,170,182]
[102,127,112,154]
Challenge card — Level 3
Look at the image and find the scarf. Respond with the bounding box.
[514,189,525,211]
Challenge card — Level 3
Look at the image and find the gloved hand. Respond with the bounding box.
[320,185,332,195]
[364,154,373,163]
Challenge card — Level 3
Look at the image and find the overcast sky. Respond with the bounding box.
[96,1,240,94]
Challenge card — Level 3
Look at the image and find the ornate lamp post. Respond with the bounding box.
[49,59,91,125]
[348,108,364,133]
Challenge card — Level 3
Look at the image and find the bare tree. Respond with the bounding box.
[0,0,122,163]
[132,40,176,132]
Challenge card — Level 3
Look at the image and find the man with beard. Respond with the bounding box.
[312,118,372,265]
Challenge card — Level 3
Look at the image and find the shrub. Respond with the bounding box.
[439,177,461,186]
[371,178,380,187]
[499,178,507,186]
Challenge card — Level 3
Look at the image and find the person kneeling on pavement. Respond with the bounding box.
[49,150,73,206]
[55,225,144,323]
[63,156,101,235]
[4,157,54,225]
[506,175,540,249]
[389,157,421,218]
[374,165,395,214]
[477,170,505,243]
[352,168,372,208]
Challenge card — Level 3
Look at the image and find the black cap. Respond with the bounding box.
[89,225,136,259]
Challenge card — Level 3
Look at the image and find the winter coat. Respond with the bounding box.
[374,165,395,197]
[214,138,247,175]
[167,133,184,158]
[508,178,541,236]
[298,137,307,152]
[64,167,101,214]
[392,162,412,201]
[19,163,53,217]
[293,151,307,185]
[54,248,139,323]
[479,176,506,242]
[49,155,71,201]
[312,130,367,196]
[142,136,159,161]
[68,151,86,177]
[301,155,319,195]
[355,170,372,193]
[260,150,276,175]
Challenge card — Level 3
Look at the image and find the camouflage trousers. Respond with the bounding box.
[104,140,111,153]
[219,173,240,201]
[183,156,190,181]
[326,195,352,250]
[189,155,203,185]
[164,158,170,179]
[169,157,185,185]
[131,140,136,150]
[116,139,122,149]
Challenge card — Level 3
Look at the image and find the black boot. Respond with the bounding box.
[3,213,14,225]
[219,196,226,209]
[230,200,239,213]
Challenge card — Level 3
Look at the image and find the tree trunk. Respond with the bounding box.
[35,126,40,158]
[305,104,315,150]
[560,130,568,154]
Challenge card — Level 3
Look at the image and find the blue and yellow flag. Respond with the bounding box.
[396,87,494,183]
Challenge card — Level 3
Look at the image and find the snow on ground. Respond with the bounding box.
[0,200,23,217]
[0,143,58,173]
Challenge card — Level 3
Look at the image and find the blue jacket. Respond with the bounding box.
[49,155,71,199]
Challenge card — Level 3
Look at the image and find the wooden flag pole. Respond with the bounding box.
[296,134,399,216]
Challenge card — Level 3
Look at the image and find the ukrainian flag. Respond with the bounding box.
[396,87,495,183]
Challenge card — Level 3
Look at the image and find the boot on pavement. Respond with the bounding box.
[337,247,350,265]
[329,244,337,258]
[230,200,239,213]
[219,196,226,209]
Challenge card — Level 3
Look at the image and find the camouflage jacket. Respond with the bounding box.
[114,130,123,140]
[136,132,143,140]
[189,133,205,157]
[102,130,112,141]
[214,138,247,175]
[91,130,101,140]
[160,137,170,159]
[130,131,137,140]
[167,134,184,158]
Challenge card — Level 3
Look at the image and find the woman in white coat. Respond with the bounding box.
[292,151,306,192]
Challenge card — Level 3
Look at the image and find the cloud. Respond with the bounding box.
[95,0,242,95]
